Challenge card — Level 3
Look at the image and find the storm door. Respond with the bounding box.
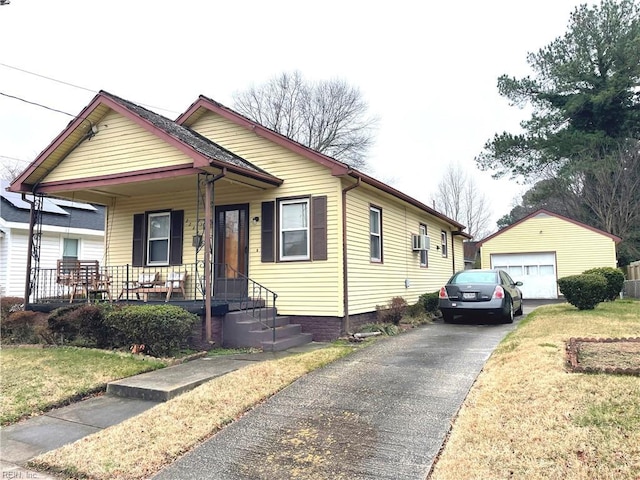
[214,204,249,299]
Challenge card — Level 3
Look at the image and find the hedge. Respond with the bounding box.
[557,273,607,310]
[106,304,198,357]
[582,267,625,301]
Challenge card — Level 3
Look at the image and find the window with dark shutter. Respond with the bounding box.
[261,201,275,262]
[132,210,184,266]
[169,210,184,265]
[132,213,145,266]
[312,196,327,261]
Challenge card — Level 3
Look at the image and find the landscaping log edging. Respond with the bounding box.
[566,337,640,376]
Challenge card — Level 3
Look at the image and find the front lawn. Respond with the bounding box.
[28,344,356,480]
[430,299,640,480]
[0,347,165,424]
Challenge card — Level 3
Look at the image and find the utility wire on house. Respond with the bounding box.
[0,91,76,117]
[0,62,96,94]
[0,62,179,115]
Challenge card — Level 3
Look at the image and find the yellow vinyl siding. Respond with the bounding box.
[44,110,193,183]
[186,112,345,317]
[344,184,459,315]
[480,213,617,279]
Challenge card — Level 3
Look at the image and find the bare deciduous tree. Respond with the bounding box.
[434,163,492,240]
[570,141,640,260]
[1,159,25,181]
[232,71,377,169]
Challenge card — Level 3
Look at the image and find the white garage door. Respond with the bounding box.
[491,253,557,299]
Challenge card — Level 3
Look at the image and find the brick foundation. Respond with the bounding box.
[189,315,223,350]
[291,311,380,342]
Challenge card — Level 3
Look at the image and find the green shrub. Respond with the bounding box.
[70,304,116,348]
[376,297,408,325]
[2,310,42,343]
[582,267,625,301]
[105,305,198,357]
[419,291,440,314]
[48,305,82,342]
[406,301,425,317]
[557,274,607,310]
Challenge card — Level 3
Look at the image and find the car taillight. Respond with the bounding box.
[439,287,449,299]
[492,285,505,299]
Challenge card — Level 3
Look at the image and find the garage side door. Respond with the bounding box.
[491,253,557,299]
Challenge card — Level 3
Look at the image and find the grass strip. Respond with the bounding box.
[28,344,355,479]
[0,347,165,424]
[430,300,640,480]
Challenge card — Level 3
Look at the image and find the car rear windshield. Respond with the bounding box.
[450,271,498,284]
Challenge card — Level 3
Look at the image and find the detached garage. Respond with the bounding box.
[478,210,621,299]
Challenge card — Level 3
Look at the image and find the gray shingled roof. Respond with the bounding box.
[100,91,275,177]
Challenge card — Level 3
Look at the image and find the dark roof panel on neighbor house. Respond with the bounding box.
[1,181,105,231]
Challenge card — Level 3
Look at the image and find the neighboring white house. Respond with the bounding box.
[0,180,105,298]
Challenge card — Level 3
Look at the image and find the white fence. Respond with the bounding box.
[623,260,640,299]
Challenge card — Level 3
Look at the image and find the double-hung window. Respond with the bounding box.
[61,238,79,274]
[441,230,448,258]
[280,198,310,261]
[132,210,183,267]
[147,212,171,265]
[370,206,382,262]
[419,224,428,267]
[62,238,79,262]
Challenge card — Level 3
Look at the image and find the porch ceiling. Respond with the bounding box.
[41,170,277,206]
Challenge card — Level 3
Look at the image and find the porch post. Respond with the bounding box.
[24,199,36,302]
[204,179,213,341]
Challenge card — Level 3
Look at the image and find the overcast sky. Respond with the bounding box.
[0,0,592,234]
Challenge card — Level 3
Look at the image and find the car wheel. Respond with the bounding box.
[503,299,514,323]
[515,300,523,316]
[442,311,454,323]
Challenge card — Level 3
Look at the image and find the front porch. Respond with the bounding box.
[26,262,311,351]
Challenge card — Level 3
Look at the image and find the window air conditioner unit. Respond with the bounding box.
[412,234,430,251]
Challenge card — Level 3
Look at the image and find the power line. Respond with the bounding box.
[0,91,75,117]
[0,62,180,115]
[0,62,96,94]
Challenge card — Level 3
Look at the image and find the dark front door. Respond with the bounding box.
[214,204,249,299]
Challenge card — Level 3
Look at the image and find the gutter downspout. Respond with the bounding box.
[452,230,464,273]
[204,168,226,342]
[341,176,361,335]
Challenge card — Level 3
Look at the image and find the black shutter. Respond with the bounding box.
[132,213,145,266]
[261,201,275,262]
[169,210,184,266]
[312,196,327,261]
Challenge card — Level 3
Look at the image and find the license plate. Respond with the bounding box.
[462,292,476,300]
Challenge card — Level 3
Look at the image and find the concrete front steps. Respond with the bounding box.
[223,308,312,352]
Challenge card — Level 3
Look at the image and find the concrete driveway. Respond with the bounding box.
[154,313,530,480]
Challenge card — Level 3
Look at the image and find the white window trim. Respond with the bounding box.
[419,224,428,267]
[61,237,80,260]
[370,206,382,262]
[441,230,448,258]
[279,198,310,261]
[147,211,170,266]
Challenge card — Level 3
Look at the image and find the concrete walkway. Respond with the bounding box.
[153,318,522,479]
[0,343,328,477]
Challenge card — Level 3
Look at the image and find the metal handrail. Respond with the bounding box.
[213,263,278,344]
[28,262,279,344]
